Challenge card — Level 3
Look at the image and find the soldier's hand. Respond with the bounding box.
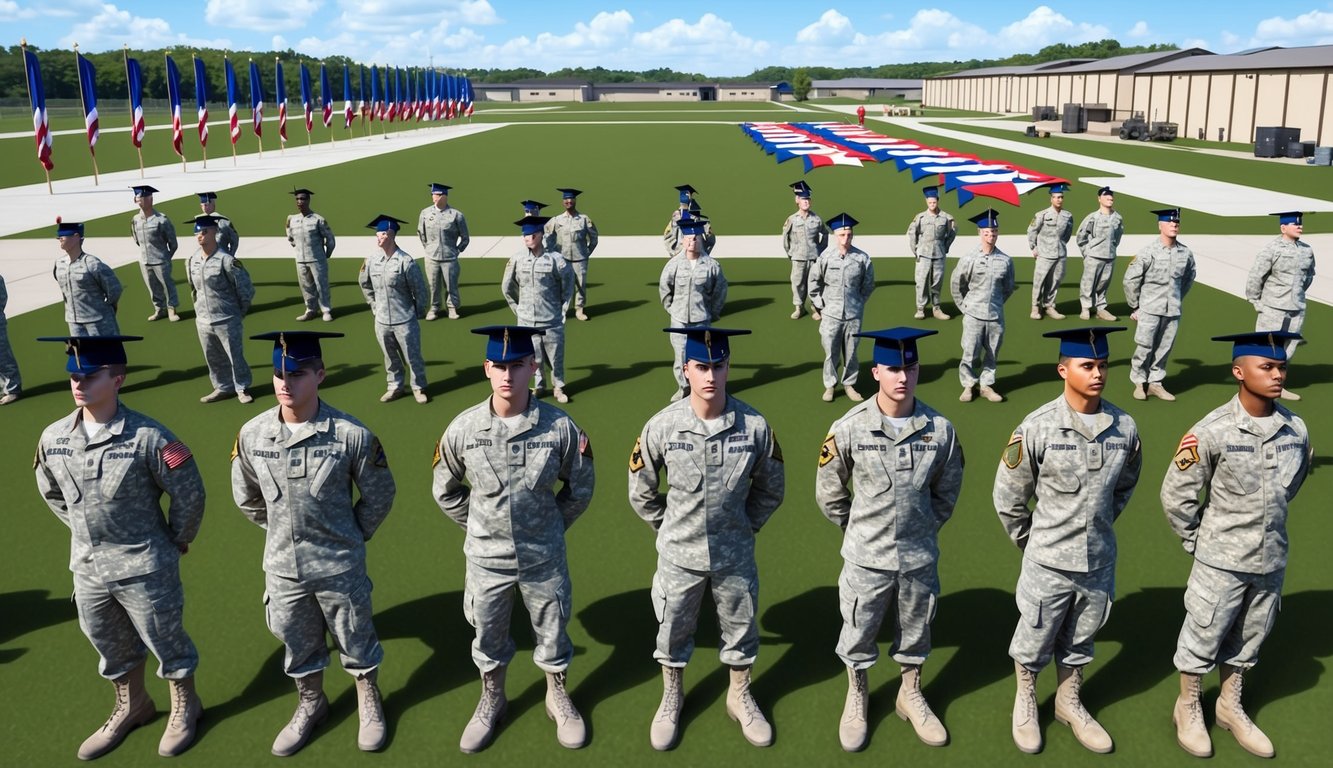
[1130,310,1139,321]
[177,543,190,555]
[1032,250,1039,258]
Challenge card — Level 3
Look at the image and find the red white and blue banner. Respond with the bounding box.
[299,62,314,134]
[274,60,287,143]
[248,59,265,138]
[320,64,334,128]
[165,54,184,158]
[343,64,355,128]
[76,52,99,152]
[462,76,474,117]
[193,56,209,147]
[23,47,53,170]
[126,56,146,149]
[225,58,240,145]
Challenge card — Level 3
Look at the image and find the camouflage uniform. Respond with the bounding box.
[501,249,574,392]
[951,245,1015,388]
[0,275,17,398]
[659,255,728,391]
[1245,237,1315,360]
[285,210,336,315]
[1074,210,1124,314]
[1161,396,1311,673]
[1027,206,1073,310]
[214,214,240,257]
[808,245,875,388]
[993,395,1141,669]
[433,396,594,671]
[131,210,179,312]
[907,210,956,311]
[1123,240,1196,385]
[628,397,785,666]
[664,210,716,256]
[186,247,254,396]
[417,204,469,312]
[35,403,205,679]
[816,399,963,667]
[783,210,829,309]
[55,252,123,336]
[231,401,394,677]
[358,247,428,393]
[545,211,598,312]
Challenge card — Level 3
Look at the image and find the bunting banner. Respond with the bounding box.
[740,121,1068,206]
[343,63,354,128]
[225,58,240,145]
[75,52,99,152]
[248,59,265,138]
[357,64,367,121]
[23,47,53,170]
[299,62,313,134]
[165,54,184,158]
[462,76,474,117]
[126,56,145,148]
[370,65,380,122]
[275,60,287,143]
[446,74,457,119]
[415,68,425,122]
[193,56,208,147]
[320,64,333,127]
[389,67,400,122]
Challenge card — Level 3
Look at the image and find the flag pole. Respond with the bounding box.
[123,45,143,178]
[305,60,313,151]
[196,53,208,170]
[167,51,185,173]
[326,63,336,148]
[20,39,53,194]
[73,43,99,185]
[227,54,237,167]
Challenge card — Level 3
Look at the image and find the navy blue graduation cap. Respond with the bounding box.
[968,208,1001,228]
[790,180,812,198]
[665,326,750,364]
[1271,211,1304,226]
[130,185,158,198]
[472,325,545,363]
[55,218,83,237]
[856,327,938,367]
[1152,208,1181,222]
[922,186,939,199]
[521,200,548,214]
[197,191,218,202]
[1048,184,1067,195]
[429,183,451,194]
[514,215,550,235]
[366,214,406,232]
[1097,186,1114,196]
[252,331,344,372]
[675,184,697,203]
[289,188,314,197]
[558,188,582,199]
[1212,331,1302,361]
[38,335,142,375]
[1042,326,1125,359]
[678,214,707,236]
[827,212,858,231]
[191,215,221,232]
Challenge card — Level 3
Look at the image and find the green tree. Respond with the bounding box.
[792,69,811,101]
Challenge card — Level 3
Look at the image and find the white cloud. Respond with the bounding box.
[996,6,1111,52]
[0,0,37,21]
[204,0,322,32]
[796,10,854,45]
[59,4,231,51]
[1179,37,1210,51]
[1219,30,1241,49]
[630,13,769,58]
[528,10,634,52]
[1127,21,1150,39]
[1254,10,1333,44]
[272,35,288,51]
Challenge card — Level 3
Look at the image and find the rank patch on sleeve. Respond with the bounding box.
[1173,434,1199,471]
[579,431,593,458]
[629,437,645,472]
[432,440,442,468]
[161,440,193,470]
[371,437,389,468]
[230,434,239,462]
[818,434,838,467]
[1001,433,1023,469]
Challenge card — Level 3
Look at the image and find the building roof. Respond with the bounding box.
[811,78,922,88]
[1138,44,1333,73]
[1052,48,1212,73]
[716,82,781,89]
[592,82,711,90]
[475,80,591,89]
[936,59,1093,78]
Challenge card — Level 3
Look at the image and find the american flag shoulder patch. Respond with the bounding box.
[1173,434,1200,472]
[161,440,193,470]
[579,431,593,459]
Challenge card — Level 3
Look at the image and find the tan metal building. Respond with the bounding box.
[716,82,779,101]
[810,78,923,100]
[592,83,716,102]
[473,79,592,102]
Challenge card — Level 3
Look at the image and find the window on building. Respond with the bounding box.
[549,92,556,96]
[529,92,539,96]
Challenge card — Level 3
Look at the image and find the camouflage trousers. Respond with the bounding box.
[425,258,461,311]
[197,319,252,393]
[68,317,121,337]
[74,564,198,680]
[1031,256,1066,308]
[790,259,813,308]
[0,319,19,396]
[464,558,573,673]
[1079,257,1116,312]
[1129,312,1179,384]
[264,566,383,678]
[532,324,566,390]
[819,316,862,388]
[295,259,332,313]
[374,320,427,392]
[837,560,940,669]
[139,260,178,311]
[1254,306,1304,360]
[1009,558,1113,671]
[959,315,1004,388]
[1174,559,1284,675]
[651,555,759,668]
[914,257,947,310]
[668,320,707,390]
[568,259,589,309]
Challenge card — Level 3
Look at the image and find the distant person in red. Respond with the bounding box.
[856,105,866,126]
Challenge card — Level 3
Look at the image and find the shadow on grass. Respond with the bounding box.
[584,298,649,318]
[572,360,664,394]
[194,646,288,742]
[728,279,788,288]
[1245,589,1333,715]
[921,587,1017,721]
[995,361,1057,396]
[322,362,381,388]
[732,360,823,390]
[0,589,75,663]
[1081,586,1185,710]
[725,297,775,315]
[758,586,842,711]
[453,299,512,318]
[576,589,658,722]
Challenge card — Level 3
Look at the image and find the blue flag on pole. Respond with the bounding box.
[126,56,145,149]
[299,62,313,133]
[248,59,265,138]
[165,54,184,157]
[370,65,380,121]
[76,52,99,152]
[343,63,354,128]
[225,58,240,145]
[23,47,53,170]
[274,59,287,143]
[192,56,208,147]
[320,64,333,127]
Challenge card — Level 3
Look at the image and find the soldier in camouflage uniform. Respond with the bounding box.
[197,192,239,256]
[815,327,963,752]
[285,189,336,322]
[231,331,394,756]
[1027,184,1074,320]
[502,215,575,403]
[664,185,716,256]
[417,183,470,320]
[1123,208,1196,401]
[1161,331,1311,760]
[34,335,205,759]
[660,215,727,401]
[1074,186,1123,321]
[545,188,598,320]
[185,215,255,404]
[130,186,180,322]
[781,180,828,319]
[0,273,19,405]
[906,187,956,320]
[808,213,875,403]
[628,327,785,750]
[951,209,1015,403]
[358,215,429,404]
[993,326,1141,755]
[1245,212,1315,400]
[433,325,596,753]
[54,219,122,336]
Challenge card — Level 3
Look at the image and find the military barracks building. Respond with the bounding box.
[474,79,925,104]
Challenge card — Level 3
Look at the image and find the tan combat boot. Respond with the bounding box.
[932,306,951,320]
[1012,662,1043,754]
[1147,383,1176,401]
[1216,665,1274,758]
[1045,306,1066,320]
[355,669,386,752]
[78,661,156,760]
[271,671,329,756]
[726,665,773,747]
[844,386,864,402]
[1054,665,1112,753]
[979,386,1004,402]
[545,670,587,749]
[1173,672,1212,757]
[1030,306,1042,320]
[460,666,507,753]
[157,676,202,757]
[839,667,868,752]
[651,665,684,751]
[896,664,948,746]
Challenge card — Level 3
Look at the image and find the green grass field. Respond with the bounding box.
[2,253,1330,767]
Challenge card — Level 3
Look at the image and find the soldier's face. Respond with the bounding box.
[1099,193,1114,208]
[295,195,311,214]
[1050,193,1064,209]
[979,227,998,247]
[682,233,700,257]
[433,192,447,209]
[201,200,216,214]
[563,197,576,211]
[835,228,853,249]
[135,194,152,211]
[58,233,82,256]
[925,197,939,213]
[872,363,918,405]
[195,227,217,249]
[1280,222,1303,239]
[1158,220,1179,238]
[796,196,810,212]
[1233,355,1287,400]
[376,229,396,248]
[1058,357,1108,399]
[523,232,543,251]
[685,358,728,401]
[70,367,123,409]
[273,365,324,410]
[485,357,536,400]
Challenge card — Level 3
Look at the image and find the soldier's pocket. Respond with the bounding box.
[148,581,185,639]
[1218,457,1260,496]
[1016,588,1044,629]
[668,460,703,493]
[309,450,350,501]
[1182,580,1217,630]
[262,591,276,635]
[524,448,557,491]
[651,571,667,624]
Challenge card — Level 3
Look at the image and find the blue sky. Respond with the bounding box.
[6,1,1333,74]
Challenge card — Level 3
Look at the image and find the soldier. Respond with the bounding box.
[629,327,785,750]
[545,188,599,320]
[34,335,205,759]
[816,327,963,752]
[781,180,828,320]
[951,208,1015,403]
[501,215,575,403]
[809,213,875,402]
[1027,184,1074,320]
[1123,208,1196,401]
[1162,331,1310,760]
[185,215,255,404]
[0,272,18,405]
[130,185,180,322]
[1245,212,1315,400]
[660,214,728,401]
[197,192,239,256]
[906,186,956,321]
[54,219,123,336]
[1074,186,1123,321]
[433,325,596,753]
[664,184,716,256]
[358,214,429,404]
[231,331,394,756]
[417,182,470,320]
[285,188,336,322]
[993,327,1141,755]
